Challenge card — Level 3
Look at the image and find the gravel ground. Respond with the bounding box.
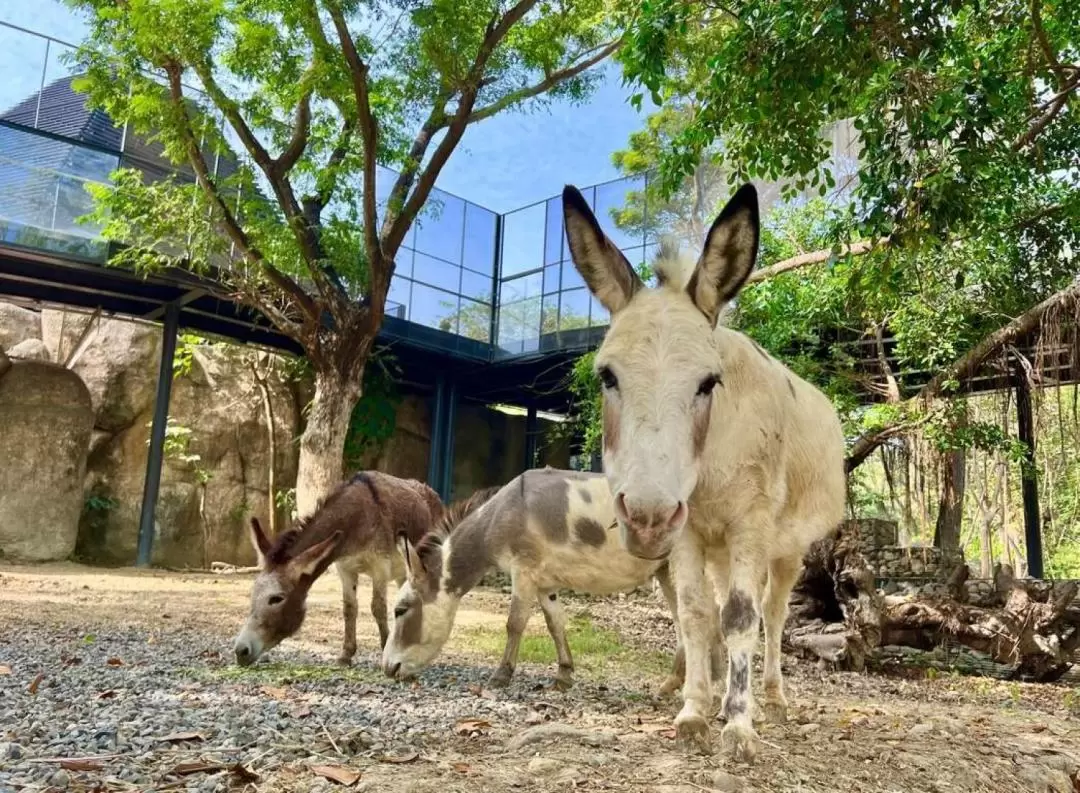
[1,563,1079,793]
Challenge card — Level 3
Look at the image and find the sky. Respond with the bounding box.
[0,2,650,213]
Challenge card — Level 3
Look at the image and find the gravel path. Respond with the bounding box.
[2,564,1079,793]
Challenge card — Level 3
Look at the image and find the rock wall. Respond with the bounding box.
[844,518,966,581]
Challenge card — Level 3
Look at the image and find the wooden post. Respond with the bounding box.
[1013,363,1043,578]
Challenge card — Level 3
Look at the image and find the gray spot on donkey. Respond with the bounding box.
[232,471,443,667]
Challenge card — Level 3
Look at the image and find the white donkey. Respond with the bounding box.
[562,184,846,759]
[381,467,724,693]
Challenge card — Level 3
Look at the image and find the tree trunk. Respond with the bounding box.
[251,354,278,534]
[296,367,361,517]
[934,445,966,551]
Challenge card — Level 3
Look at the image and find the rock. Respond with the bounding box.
[798,722,821,736]
[527,757,563,776]
[7,338,50,361]
[0,360,93,561]
[708,770,747,792]
[48,769,70,788]
[0,301,41,350]
[907,722,935,738]
[0,742,24,760]
[1019,765,1073,793]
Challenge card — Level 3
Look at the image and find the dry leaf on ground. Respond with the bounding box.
[311,764,361,786]
[0,664,10,675]
[452,763,471,774]
[28,673,44,694]
[157,732,205,743]
[261,685,290,700]
[171,762,223,776]
[106,658,124,667]
[381,750,419,764]
[455,719,492,736]
[97,690,117,700]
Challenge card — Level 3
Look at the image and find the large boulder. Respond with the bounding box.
[41,309,161,433]
[0,360,93,561]
[0,301,41,351]
[7,338,50,361]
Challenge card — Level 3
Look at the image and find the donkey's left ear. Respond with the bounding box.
[563,185,644,315]
[288,531,342,578]
[397,532,423,577]
[687,183,760,327]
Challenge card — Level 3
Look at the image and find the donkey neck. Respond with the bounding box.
[442,510,496,597]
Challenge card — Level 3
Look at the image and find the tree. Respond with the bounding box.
[615,0,1079,470]
[70,0,622,513]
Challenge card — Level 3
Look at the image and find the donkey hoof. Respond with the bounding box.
[674,715,713,756]
[487,669,512,689]
[553,675,574,692]
[658,675,682,698]
[763,700,788,724]
[336,654,354,667]
[721,723,761,763]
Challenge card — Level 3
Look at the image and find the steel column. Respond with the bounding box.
[524,405,538,471]
[427,374,447,494]
[1014,364,1043,578]
[439,378,459,501]
[136,303,179,567]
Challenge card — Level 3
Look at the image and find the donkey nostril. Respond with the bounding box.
[389,662,401,678]
[614,492,630,523]
[665,501,687,529]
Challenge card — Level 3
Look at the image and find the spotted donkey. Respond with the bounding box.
[233,471,444,667]
[561,184,846,759]
[381,467,725,693]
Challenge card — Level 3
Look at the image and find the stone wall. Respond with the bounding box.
[844,518,966,581]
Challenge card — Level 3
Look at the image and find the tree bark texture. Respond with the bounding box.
[934,446,966,552]
[295,368,360,517]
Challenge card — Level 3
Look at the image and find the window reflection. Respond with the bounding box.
[560,259,585,292]
[413,251,462,293]
[589,294,610,328]
[410,282,461,332]
[594,177,645,250]
[387,275,411,321]
[541,293,559,334]
[544,196,563,265]
[456,298,491,343]
[460,267,493,303]
[414,189,465,264]
[559,288,590,331]
[463,202,496,275]
[501,202,544,276]
[500,271,542,305]
[543,263,561,295]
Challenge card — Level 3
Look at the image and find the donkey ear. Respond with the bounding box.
[562,185,644,315]
[686,183,760,327]
[249,517,272,567]
[397,532,424,578]
[288,531,342,578]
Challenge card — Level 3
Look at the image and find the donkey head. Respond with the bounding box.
[562,183,760,560]
[233,517,342,666]
[381,533,457,680]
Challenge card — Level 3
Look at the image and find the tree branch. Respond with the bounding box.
[1030,0,1067,85]
[748,238,889,284]
[461,40,621,126]
[162,63,318,323]
[272,88,313,177]
[326,3,381,275]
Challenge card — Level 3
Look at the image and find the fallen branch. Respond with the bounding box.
[210,562,261,575]
[748,238,889,285]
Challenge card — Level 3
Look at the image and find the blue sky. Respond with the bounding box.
[0,2,649,213]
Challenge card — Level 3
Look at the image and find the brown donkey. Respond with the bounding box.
[233,471,444,667]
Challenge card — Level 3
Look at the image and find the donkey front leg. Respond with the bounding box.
[718,536,770,762]
[489,575,537,688]
[761,554,802,724]
[369,558,392,651]
[670,534,717,755]
[336,561,360,666]
[537,591,575,691]
[654,565,686,697]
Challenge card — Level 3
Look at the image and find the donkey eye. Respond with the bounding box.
[268,595,284,606]
[696,374,720,397]
[394,605,408,618]
[598,366,619,391]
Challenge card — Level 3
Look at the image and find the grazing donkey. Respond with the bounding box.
[381,467,724,693]
[561,184,846,759]
[233,471,444,667]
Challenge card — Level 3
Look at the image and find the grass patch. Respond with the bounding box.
[457,614,671,679]
[197,662,384,685]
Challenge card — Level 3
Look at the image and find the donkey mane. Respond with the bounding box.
[415,485,501,556]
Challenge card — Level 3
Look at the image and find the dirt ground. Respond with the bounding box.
[1,562,1078,793]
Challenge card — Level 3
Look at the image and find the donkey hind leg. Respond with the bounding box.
[336,561,361,666]
[537,591,575,691]
[369,558,392,651]
[489,574,537,688]
[718,535,770,763]
[653,565,685,697]
[762,554,802,724]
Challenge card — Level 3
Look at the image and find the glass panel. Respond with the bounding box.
[394,246,415,279]
[0,30,48,128]
[620,245,645,269]
[387,275,411,321]
[462,202,496,276]
[374,165,414,249]
[460,267,493,303]
[594,176,646,250]
[412,251,461,293]
[499,271,542,305]
[497,299,526,351]
[544,196,563,265]
[543,263,561,295]
[409,282,461,332]
[456,298,491,343]
[520,296,541,346]
[560,259,585,291]
[559,288,590,331]
[500,202,544,276]
[589,294,610,328]
[413,188,465,264]
[541,293,559,335]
